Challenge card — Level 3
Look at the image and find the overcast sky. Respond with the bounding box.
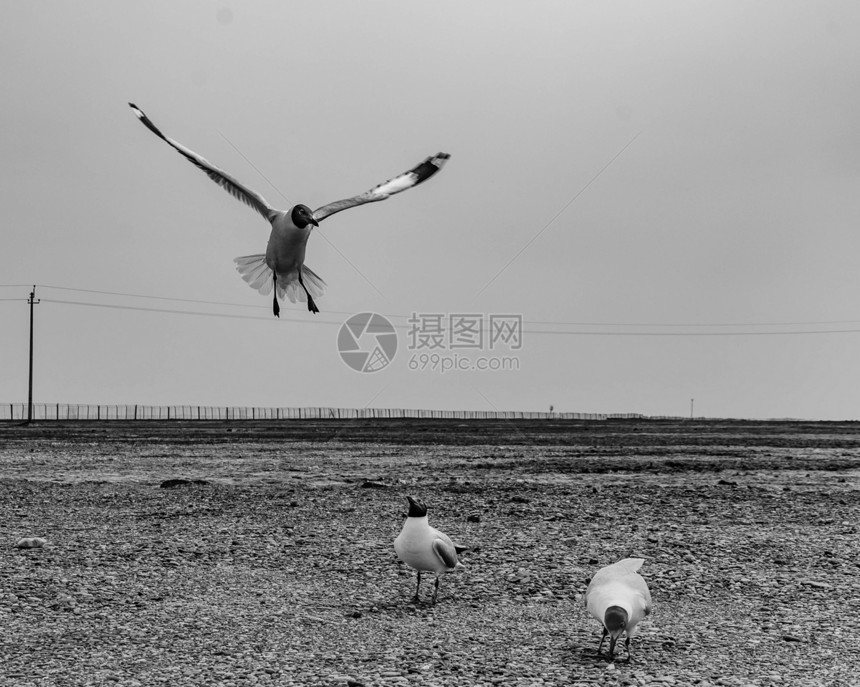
[2,1,860,419]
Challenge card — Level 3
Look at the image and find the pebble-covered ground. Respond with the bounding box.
[0,419,858,686]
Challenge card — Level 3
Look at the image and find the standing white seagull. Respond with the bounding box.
[128,103,450,316]
[585,558,652,660]
[393,496,467,604]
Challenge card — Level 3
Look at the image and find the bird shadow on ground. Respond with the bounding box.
[561,641,641,668]
[346,595,447,620]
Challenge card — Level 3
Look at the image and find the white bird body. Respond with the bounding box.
[394,497,465,603]
[394,516,462,574]
[249,211,319,304]
[129,103,450,317]
[267,213,311,272]
[233,216,326,309]
[585,558,652,658]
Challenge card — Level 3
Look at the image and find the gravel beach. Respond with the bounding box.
[1,419,858,686]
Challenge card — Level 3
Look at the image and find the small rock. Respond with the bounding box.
[159,478,209,489]
[14,537,46,549]
[360,480,390,489]
[799,580,831,589]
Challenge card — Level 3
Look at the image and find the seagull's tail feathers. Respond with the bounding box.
[285,264,327,304]
[234,254,274,295]
[614,558,646,572]
[300,264,327,300]
[234,255,327,304]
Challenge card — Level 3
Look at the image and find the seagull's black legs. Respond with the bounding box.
[432,576,440,605]
[298,271,319,314]
[597,627,608,654]
[411,571,421,603]
[272,275,280,318]
[624,636,632,662]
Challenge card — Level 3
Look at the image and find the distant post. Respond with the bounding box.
[690,398,694,419]
[26,286,40,424]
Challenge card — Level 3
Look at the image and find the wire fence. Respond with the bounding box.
[0,403,668,422]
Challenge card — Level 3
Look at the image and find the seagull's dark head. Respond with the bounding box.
[406,495,428,518]
[291,204,319,229]
[604,605,628,655]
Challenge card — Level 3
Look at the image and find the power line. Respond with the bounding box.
[38,297,860,337]
[524,327,860,337]
[35,284,377,318]
[40,298,343,325]
[474,131,642,299]
[523,318,860,328]
[8,281,860,335]
[38,284,270,309]
[24,284,860,330]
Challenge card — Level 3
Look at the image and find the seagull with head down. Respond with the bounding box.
[585,557,652,660]
[129,103,450,316]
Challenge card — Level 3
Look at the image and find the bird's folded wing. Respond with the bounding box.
[639,582,653,615]
[312,152,450,223]
[431,537,460,569]
[129,103,276,223]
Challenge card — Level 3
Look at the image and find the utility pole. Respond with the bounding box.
[26,286,40,424]
[690,398,694,420]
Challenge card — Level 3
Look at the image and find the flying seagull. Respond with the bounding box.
[585,557,652,660]
[393,496,466,604]
[128,103,450,316]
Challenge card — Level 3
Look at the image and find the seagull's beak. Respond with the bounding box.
[309,217,319,227]
[608,634,618,657]
[607,628,623,657]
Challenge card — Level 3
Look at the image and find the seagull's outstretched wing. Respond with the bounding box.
[129,103,277,223]
[312,152,450,223]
